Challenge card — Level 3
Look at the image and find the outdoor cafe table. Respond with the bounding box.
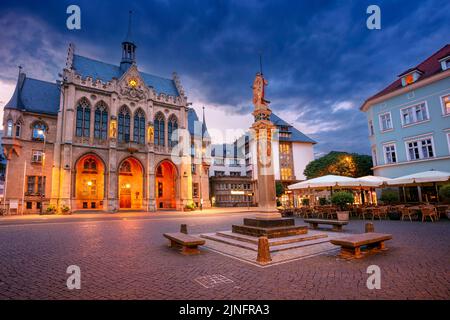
[361,207,376,219]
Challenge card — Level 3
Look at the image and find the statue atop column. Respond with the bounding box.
[250,72,279,216]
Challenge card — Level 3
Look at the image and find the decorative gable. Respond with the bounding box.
[118,64,149,101]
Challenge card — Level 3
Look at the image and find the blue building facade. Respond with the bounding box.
[361,45,450,179]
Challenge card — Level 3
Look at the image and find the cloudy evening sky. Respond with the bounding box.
[0,0,448,156]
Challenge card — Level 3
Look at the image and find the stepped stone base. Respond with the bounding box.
[232,216,307,239]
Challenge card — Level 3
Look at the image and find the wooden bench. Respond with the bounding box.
[304,218,348,232]
[163,232,205,255]
[330,233,392,259]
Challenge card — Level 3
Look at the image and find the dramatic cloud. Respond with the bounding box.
[0,0,448,156]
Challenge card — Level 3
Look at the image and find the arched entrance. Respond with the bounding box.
[118,157,143,209]
[155,160,177,209]
[74,154,105,210]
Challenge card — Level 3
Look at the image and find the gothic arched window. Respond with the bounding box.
[15,121,22,138]
[76,99,91,137]
[118,106,131,143]
[133,109,146,144]
[168,115,178,147]
[154,112,165,146]
[83,158,97,172]
[94,102,108,140]
[6,119,13,137]
[119,161,132,174]
[32,122,47,140]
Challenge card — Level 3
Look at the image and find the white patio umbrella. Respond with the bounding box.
[357,175,392,184]
[288,175,379,189]
[386,170,450,185]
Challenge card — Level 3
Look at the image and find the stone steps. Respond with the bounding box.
[216,230,328,246]
[200,231,330,253]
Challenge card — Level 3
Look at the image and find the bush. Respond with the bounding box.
[61,205,71,214]
[301,198,310,206]
[331,191,354,211]
[185,202,196,210]
[439,184,450,203]
[380,189,399,204]
[45,205,56,214]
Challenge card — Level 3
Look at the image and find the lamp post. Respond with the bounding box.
[37,129,46,215]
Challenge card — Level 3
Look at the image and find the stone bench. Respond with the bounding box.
[330,233,392,259]
[304,218,348,232]
[163,232,205,255]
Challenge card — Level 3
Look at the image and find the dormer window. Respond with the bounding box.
[400,69,423,87]
[439,55,450,71]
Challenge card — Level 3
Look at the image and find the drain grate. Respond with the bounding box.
[194,274,234,288]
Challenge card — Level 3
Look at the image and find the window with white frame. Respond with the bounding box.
[379,112,392,131]
[406,136,434,161]
[368,120,374,136]
[371,146,378,166]
[401,102,429,126]
[383,144,397,164]
[32,150,44,163]
[447,133,450,154]
[442,94,450,116]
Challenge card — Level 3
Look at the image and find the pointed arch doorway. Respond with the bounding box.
[155,160,177,209]
[118,157,144,209]
[74,154,105,210]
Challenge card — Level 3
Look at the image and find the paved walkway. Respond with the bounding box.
[0,212,449,299]
[0,207,257,226]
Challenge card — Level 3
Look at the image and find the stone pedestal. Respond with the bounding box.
[232,217,307,239]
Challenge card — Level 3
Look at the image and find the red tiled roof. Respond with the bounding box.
[362,44,450,107]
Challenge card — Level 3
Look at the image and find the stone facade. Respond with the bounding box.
[2,38,210,214]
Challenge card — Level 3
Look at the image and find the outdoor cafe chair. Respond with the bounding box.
[421,206,438,222]
[400,207,415,222]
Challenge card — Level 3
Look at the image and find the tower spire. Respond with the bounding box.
[201,106,208,139]
[125,10,133,43]
[120,10,136,71]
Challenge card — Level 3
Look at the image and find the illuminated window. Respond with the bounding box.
[94,102,108,140]
[154,112,165,146]
[76,99,90,137]
[133,109,146,144]
[32,122,46,140]
[281,168,292,181]
[442,95,450,116]
[6,119,13,137]
[118,106,131,142]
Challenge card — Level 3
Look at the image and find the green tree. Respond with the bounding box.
[275,182,285,197]
[439,184,450,203]
[303,151,373,179]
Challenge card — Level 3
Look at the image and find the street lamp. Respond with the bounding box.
[37,129,46,215]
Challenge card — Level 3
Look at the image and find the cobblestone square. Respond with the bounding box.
[0,211,449,300]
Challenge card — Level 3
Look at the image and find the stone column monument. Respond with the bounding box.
[250,72,280,218]
[231,72,307,238]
